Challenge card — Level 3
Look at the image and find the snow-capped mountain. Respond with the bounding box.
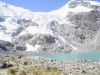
[0,0,100,54]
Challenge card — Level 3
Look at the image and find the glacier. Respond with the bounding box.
[0,0,100,54]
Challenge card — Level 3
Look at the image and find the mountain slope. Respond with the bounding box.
[0,0,100,54]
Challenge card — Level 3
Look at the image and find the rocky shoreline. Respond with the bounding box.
[0,52,100,75]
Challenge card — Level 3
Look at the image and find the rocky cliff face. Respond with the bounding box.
[0,0,100,54]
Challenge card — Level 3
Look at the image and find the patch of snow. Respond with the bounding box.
[26,44,41,52]
[18,31,27,36]
[50,4,93,18]
[56,33,66,43]
[70,44,78,51]
[0,32,12,41]
[70,5,93,13]
[25,26,53,35]
[88,1,100,6]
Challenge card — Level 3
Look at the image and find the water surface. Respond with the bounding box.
[28,51,100,61]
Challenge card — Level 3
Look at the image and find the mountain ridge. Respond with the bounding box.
[0,0,100,54]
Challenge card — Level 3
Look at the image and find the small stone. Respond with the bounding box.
[81,70,86,73]
[1,62,7,69]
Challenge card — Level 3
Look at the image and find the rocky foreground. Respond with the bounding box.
[0,52,100,75]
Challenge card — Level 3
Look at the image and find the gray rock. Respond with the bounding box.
[68,1,80,8]
[13,33,33,43]
[0,25,6,30]
[32,34,56,45]
[67,10,100,44]
[17,19,32,25]
[0,40,14,52]
[11,26,24,36]
[0,17,5,22]
[15,46,26,51]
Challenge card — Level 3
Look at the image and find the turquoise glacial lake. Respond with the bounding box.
[28,51,100,61]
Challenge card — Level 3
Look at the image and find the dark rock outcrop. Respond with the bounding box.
[15,46,27,51]
[0,17,5,22]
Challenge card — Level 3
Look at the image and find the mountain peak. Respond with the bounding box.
[0,1,9,7]
[70,0,94,1]
[65,0,100,9]
[50,0,100,17]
